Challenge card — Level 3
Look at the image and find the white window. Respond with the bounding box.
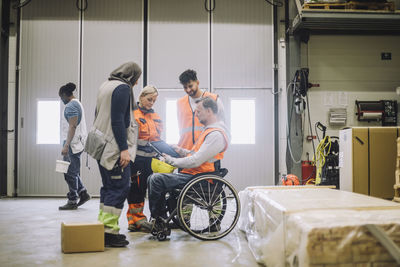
[230,99,255,144]
[166,99,179,144]
[36,100,60,144]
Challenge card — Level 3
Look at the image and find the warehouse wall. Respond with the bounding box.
[7,7,17,196]
[301,35,400,159]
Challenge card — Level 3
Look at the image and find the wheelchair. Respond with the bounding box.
[151,168,241,241]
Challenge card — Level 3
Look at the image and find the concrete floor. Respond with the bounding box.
[0,197,259,267]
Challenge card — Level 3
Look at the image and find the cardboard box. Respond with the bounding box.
[369,127,397,198]
[61,222,104,253]
[397,137,400,157]
[352,128,369,195]
[396,169,400,185]
[340,127,399,199]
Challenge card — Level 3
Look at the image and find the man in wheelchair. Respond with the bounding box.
[147,97,230,234]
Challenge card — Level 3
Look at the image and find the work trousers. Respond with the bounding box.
[147,172,193,218]
[63,147,85,204]
[98,161,131,234]
[126,156,153,227]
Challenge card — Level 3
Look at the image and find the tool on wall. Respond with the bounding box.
[293,68,310,115]
[355,100,398,126]
[12,0,32,9]
[287,68,316,166]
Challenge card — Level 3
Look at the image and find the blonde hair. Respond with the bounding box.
[139,85,158,99]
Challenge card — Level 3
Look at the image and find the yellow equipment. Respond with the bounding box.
[151,158,175,173]
[313,136,332,185]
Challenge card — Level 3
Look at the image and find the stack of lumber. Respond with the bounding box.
[393,137,400,203]
[238,186,400,266]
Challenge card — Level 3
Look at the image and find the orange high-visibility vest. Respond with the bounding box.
[134,107,163,142]
[177,91,218,149]
[180,127,228,176]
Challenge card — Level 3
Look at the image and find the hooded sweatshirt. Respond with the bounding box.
[109,62,142,87]
[165,121,230,169]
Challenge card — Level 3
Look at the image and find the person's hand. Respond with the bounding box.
[162,153,173,165]
[120,150,130,169]
[61,144,69,156]
[171,144,186,157]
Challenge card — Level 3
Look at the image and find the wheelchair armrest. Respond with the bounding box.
[218,168,228,178]
[191,168,229,179]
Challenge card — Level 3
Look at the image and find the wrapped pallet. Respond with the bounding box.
[238,186,400,266]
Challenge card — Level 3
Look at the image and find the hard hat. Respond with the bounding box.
[281,174,300,186]
[151,158,176,173]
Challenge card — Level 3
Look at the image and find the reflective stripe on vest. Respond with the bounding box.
[134,108,163,142]
[180,128,228,176]
[177,92,218,150]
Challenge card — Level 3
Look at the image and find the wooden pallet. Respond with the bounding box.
[393,184,400,202]
[303,1,395,11]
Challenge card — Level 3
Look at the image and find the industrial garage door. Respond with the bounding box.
[149,0,274,191]
[17,0,274,195]
[18,1,80,196]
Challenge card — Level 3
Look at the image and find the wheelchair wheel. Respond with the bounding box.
[157,232,167,241]
[177,175,240,240]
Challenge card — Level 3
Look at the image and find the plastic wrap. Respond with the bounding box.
[239,186,400,267]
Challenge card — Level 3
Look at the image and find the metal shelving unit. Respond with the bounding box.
[292,0,400,36]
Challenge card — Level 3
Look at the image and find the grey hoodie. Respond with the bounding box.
[109,62,142,87]
[165,121,230,169]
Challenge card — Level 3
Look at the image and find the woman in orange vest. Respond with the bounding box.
[126,85,162,232]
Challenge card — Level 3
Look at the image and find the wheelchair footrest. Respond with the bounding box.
[151,218,172,241]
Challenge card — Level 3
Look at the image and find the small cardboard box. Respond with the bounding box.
[61,222,104,253]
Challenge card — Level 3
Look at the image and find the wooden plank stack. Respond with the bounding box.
[303,1,395,12]
[239,187,400,266]
[393,137,400,203]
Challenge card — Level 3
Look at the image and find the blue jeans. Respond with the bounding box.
[147,172,193,218]
[63,147,85,204]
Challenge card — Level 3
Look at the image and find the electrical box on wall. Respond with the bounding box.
[381,52,392,60]
[355,100,398,126]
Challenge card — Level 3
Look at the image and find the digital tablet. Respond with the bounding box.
[149,140,181,158]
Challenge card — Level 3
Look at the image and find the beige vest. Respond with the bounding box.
[90,80,138,170]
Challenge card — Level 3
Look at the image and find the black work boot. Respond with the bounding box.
[105,233,129,247]
[77,190,91,206]
[59,202,78,210]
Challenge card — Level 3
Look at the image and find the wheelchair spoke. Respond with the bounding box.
[185,193,208,208]
[209,210,223,228]
[210,184,227,206]
[198,182,208,205]
[211,192,228,207]
[210,181,218,206]
[190,187,208,206]
[208,182,211,205]
[212,206,223,212]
